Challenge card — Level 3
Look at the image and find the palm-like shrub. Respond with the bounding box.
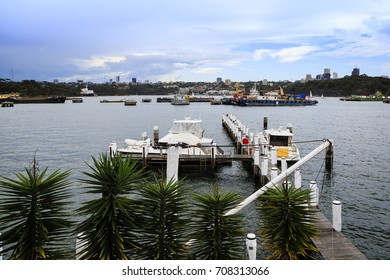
[0,157,72,259]
[75,153,146,260]
[258,183,319,260]
[135,176,189,260]
[190,188,245,260]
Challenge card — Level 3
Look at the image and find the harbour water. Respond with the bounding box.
[0,96,389,259]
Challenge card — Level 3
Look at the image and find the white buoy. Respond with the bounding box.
[271,147,277,165]
[294,168,302,188]
[332,200,342,232]
[310,181,319,206]
[246,233,257,260]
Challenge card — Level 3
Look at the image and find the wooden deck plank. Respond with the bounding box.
[312,211,366,260]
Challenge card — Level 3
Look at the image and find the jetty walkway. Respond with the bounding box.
[221,113,366,260]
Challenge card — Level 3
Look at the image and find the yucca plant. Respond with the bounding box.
[258,183,319,260]
[190,188,245,260]
[75,153,146,260]
[0,156,73,259]
[135,176,189,260]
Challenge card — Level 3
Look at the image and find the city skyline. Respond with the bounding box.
[1,0,390,83]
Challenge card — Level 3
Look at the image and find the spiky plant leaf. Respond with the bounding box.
[190,188,245,260]
[134,176,189,260]
[75,153,146,260]
[258,183,319,260]
[0,157,73,260]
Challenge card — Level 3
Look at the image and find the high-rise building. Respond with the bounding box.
[132,78,137,84]
[333,72,338,79]
[216,77,222,83]
[352,67,360,76]
[116,75,120,83]
[305,74,313,81]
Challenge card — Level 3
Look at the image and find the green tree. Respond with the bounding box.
[0,156,73,259]
[258,183,319,260]
[135,176,189,260]
[75,153,146,260]
[190,188,245,260]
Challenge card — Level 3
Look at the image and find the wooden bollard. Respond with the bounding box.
[263,115,268,130]
[325,140,334,172]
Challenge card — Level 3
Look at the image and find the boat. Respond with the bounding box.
[221,84,318,106]
[210,99,221,105]
[257,123,301,166]
[0,95,66,104]
[124,99,137,106]
[342,91,385,101]
[117,117,223,157]
[71,97,83,103]
[171,95,190,105]
[1,101,14,107]
[100,99,125,103]
[142,98,152,102]
[80,85,96,96]
[156,97,174,103]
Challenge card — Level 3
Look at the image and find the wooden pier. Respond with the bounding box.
[221,113,366,260]
[312,211,367,259]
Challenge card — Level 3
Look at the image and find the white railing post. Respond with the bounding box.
[332,200,342,232]
[246,233,257,260]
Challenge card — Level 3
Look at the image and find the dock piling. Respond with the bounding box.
[246,233,257,260]
[332,200,342,232]
[325,140,334,172]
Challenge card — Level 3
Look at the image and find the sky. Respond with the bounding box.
[1,0,390,83]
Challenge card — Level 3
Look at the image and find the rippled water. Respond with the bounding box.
[0,96,389,259]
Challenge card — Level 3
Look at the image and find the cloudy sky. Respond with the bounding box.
[1,0,390,83]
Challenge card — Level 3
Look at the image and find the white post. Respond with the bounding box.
[254,147,260,166]
[107,141,117,158]
[294,168,302,188]
[271,167,278,181]
[281,157,287,173]
[141,131,147,141]
[310,181,319,206]
[261,156,268,176]
[246,233,257,260]
[332,200,342,232]
[271,147,277,165]
[166,146,182,183]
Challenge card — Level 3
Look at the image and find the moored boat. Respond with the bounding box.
[171,95,190,105]
[124,99,137,106]
[0,95,66,104]
[80,85,97,96]
[116,117,223,157]
[221,84,318,106]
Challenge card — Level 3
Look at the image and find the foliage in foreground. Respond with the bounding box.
[190,187,245,260]
[0,157,73,259]
[258,183,319,260]
[134,176,189,260]
[74,153,146,260]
